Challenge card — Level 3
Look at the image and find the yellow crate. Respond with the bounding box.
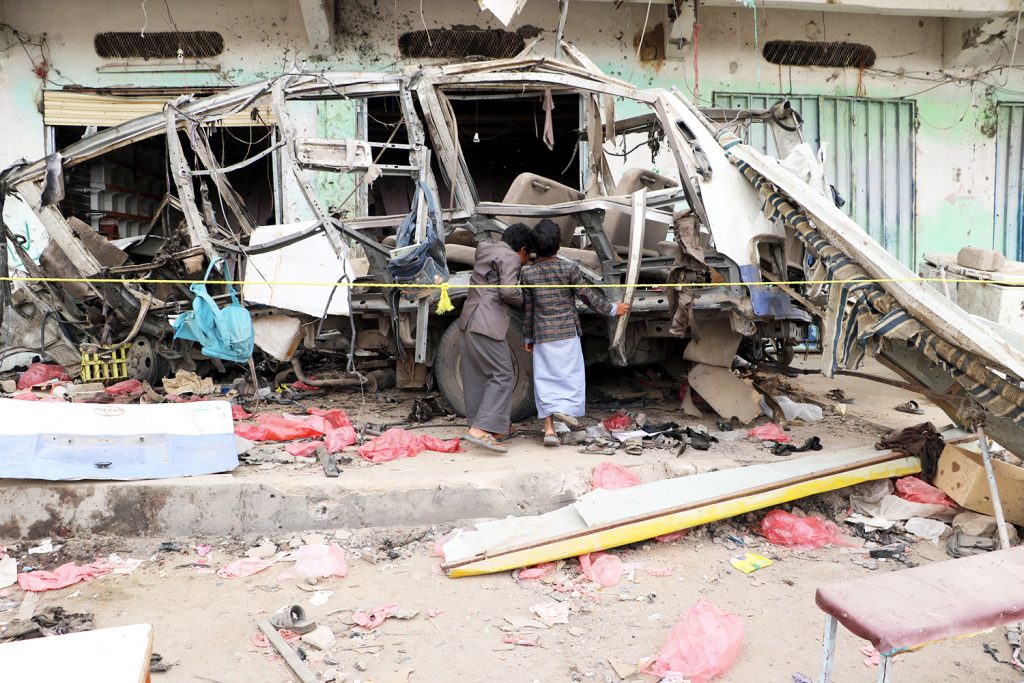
[79,344,130,383]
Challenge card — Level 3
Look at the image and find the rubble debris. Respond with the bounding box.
[640,601,744,683]
[0,398,237,480]
[529,602,569,626]
[442,446,919,577]
[687,364,761,424]
[946,532,998,558]
[300,625,336,651]
[682,317,743,368]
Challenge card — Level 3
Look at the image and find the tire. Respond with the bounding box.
[434,316,535,423]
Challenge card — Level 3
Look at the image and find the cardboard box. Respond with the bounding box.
[933,444,1024,526]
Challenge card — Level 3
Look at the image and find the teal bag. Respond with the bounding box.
[173,259,254,363]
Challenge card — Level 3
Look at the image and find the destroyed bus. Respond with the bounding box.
[3,52,1023,455]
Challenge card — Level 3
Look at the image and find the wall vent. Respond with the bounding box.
[398,29,524,59]
[95,31,224,60]
[762,40,876,68]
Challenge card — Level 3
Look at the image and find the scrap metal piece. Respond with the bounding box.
[164,103,218,265]
[609,188,645,365]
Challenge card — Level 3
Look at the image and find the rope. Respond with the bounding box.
[1,275,1019,288]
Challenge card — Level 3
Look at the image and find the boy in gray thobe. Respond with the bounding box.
[457,223,531,453]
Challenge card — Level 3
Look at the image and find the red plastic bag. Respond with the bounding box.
[17,363,70,390]
[578,551,623,587]
[517,562,557,581]
[602,412,632,431]
[308,407,352,429]
[641,601,744,682]
[105,379,142,395]
[234,414,324,441]
[592,462,641,490]
[759,510,842,548]
[357,428,460,464]
[747,423,790,443]
[231,404,251,420]
[895,476,958,508]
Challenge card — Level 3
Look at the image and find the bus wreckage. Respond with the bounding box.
[2,49,1023,456]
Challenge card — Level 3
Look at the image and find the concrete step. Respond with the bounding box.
[1,444,736,539]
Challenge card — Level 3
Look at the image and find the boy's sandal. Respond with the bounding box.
[543,434,560,448]
[464,433,509,453]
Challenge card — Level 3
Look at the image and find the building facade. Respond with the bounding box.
[1,0,1022,265]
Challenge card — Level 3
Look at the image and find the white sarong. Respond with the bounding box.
[533,336,585,418]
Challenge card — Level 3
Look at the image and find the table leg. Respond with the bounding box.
[877,653,894,683]
[819,614,838,683]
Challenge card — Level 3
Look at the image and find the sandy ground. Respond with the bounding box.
[2,358,1018,682]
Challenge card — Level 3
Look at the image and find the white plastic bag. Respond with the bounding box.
[774,396,823,423]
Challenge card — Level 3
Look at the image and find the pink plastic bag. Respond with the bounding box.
[747,423,790,443]
[895,476,958,508]
[105,379,142,395]
[277,543,348,581]
[642,601,744,682]
[357,428,460,463]
[592,462,641,490]
[578,551,623,587]
[17,561,112,592]
[17,363,70,390]
[231,404,251,420]
[285,441,321,457]
[353,602,400,630]
[308,408,352,429]
[325,426,357,453]
[760,510,842,548]
[216,557,275,579]
[602,412,632,431]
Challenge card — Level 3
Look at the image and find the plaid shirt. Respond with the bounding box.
[522,257,614,345]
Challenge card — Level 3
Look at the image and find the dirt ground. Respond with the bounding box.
[1,358,1019,682]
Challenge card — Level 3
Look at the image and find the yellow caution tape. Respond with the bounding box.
[1,275,1020,289]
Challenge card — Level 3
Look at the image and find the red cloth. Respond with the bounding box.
[285,441,320,458]
[18,561,112,592]
[105,379,142,395]
[357,428,460,464]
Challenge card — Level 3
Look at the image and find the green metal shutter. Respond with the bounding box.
[711,93,917,267]
[994,103,1024,260]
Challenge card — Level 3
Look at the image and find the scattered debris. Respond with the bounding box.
[730,552,773,574]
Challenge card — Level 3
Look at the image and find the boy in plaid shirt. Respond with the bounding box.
[522,220,629,446]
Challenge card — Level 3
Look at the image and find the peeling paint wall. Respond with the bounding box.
[1,0,1022,264]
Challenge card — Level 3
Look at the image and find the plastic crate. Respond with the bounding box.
[79,344,129,383]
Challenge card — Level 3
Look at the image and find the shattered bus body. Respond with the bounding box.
[2,49,1023,454]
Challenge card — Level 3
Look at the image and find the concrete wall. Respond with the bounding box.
[1,0,1021,262]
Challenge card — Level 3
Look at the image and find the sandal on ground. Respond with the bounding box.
[946,532,997,558]
[894,400,924,415]
[551,412,580,429]
[543,434,560,448]
[464,433,509,453]
[270,605,316,634]
[623,438,643,456]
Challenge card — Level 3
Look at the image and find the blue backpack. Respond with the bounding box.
[173,258,254,363]
[387,180,448,291]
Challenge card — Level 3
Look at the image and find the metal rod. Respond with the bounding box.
[977,425,1012,549]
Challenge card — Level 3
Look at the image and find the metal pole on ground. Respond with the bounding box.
[976,426,1011,550]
